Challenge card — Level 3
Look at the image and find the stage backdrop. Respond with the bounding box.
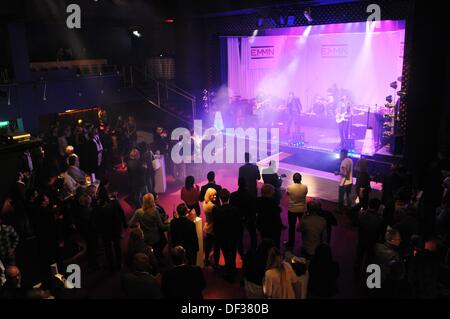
[227,21,405,111]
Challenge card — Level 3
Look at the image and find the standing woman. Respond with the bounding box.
[355,158,371,210]
[181,176,201,217]
[263,247,299,299]
[128,193,169,259]
[203,188,220,268]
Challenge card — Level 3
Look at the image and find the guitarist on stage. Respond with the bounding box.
[336,95,353,149]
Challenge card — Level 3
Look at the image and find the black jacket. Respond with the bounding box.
[199,182,222,205]
[126,159,146,190]
[95,199,127,237]
[239,163,260,197]
[230,188,256,225]
[170,217,199,254]
[213,203,241,244]
[256,197,282,237]
[121,272,163,299]
[161,265,206,299]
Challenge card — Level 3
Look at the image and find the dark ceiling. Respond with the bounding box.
[1,0,361,25]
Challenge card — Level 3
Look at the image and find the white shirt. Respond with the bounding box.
[61,172,79,194]
[339,157,353,186]
[0,259,5,287]
[263,262,299,299]
[92,135,103,166]
[287,183,308,213]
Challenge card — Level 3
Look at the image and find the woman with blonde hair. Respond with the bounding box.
[129,193,169,258]
[263,247,299,299]
[203,188,220,268]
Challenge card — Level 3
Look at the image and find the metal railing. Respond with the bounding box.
[128,66,196,123]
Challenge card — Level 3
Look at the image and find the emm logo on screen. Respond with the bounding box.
[250,46,275,59]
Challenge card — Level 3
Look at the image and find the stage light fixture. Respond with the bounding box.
[304,8,313,23]
[385,95,393,103]
[397,76,402,82]
[390,81,398,90]
[397,91,406,98]
[132,30,142,38]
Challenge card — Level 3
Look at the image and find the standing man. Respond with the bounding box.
[335,149,353,211]
[169,204,199,265]
[336,96,352,149]
[284,173,308,251]
[239,152,261,198]
[199,171,222,206]
[286,92,302,140]
[262,161,282,206]
[214,189,241,283]
[230,178,257,253]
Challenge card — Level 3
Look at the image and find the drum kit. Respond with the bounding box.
[312,94,335,117]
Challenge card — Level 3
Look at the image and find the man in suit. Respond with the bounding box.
[121,253,163,299]
[286,92,302,138]
[126,148,148,208]
[169,204,199,265]
[262,161,282,205]
[199,171,222,205]
[67,154,87,184]
[161,246,206,299]
[214,189,241,282]
[230,178,257,253]
[238,152,261,198]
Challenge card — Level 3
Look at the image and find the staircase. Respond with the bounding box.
[122,66,196,127]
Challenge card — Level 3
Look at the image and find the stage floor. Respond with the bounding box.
[257,152,382,203]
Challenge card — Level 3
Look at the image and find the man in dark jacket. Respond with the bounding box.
[199,171,222,205]
[374,227,404,284]
[126,148,148,208]
[121,253,163,299]
[261,161,282,205]
[214,189,241,282]
[170,204,199,265]
[162,246,206,299]
[354,198,384,275]
[95,187,127,271]
[256,184,282,248]
[239,153,261,198]
[230,178,257,254]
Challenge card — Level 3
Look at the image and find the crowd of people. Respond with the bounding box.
[1,113,450,299]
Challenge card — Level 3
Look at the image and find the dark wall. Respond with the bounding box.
[0,78,142,133]
[404,1,450,179]
[26,23,133,65]
[26,21,177,66]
